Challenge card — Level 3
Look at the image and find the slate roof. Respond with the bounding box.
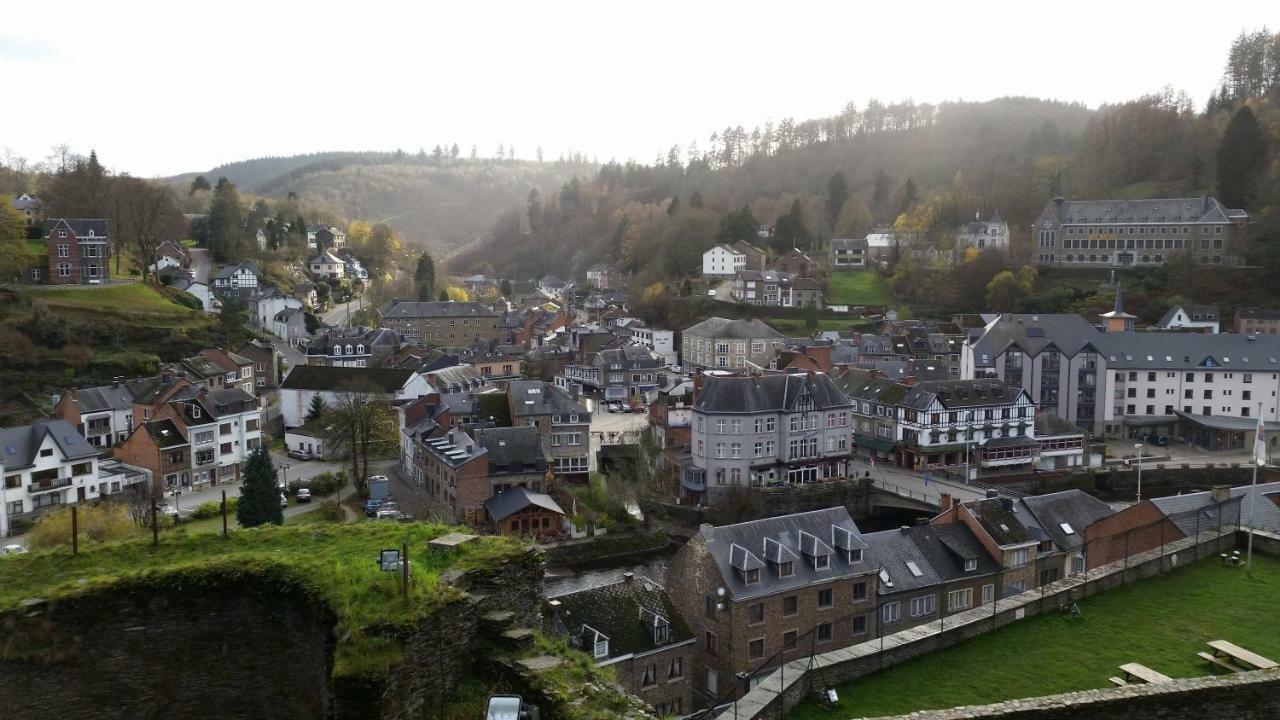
[683,317,785,340]
[472,426,547,471]
[900,379,1027,411]
[830,238,867,251]
[701,507,873,602]
[11,193,39,211]
[965,498,1035,547]
[696,372,851,414]
[380,300,499,319]
[71,383,135,413]
[547,577,694,661]
[280,366,416,393]
[967,314,1104,365]
[1099,332,1280,371]
[306,327,401,356]
[507,381,588,418]
[426,364,485,392]
[1156,304,1219,327]
[1236,307,1280,322]
[1044,196,1245,226]
[213,262,258,280]
[1019,490,1114,553]
[912,523,1002,580]
[143,418,188,449]
[1151,482,1280,535]
[861,527,944,595]
[46,218,108,238]
[596,344,663,369]
[0,419,98,470]
[834,371,907,406]
[484,486,565,522]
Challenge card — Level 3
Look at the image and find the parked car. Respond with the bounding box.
[295,488,312,503]
[280,494,288,508]
[157,504,179,517]
[1147,434,1169,447]
[1,544,26,555]
[287,449,313,461]
[363,499,385,517]
[375,508,409,522]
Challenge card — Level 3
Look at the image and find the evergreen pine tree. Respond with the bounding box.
[236,446,283,528]
[438,289,449,301]
[306,394,326,421]
[500,278,513,298]
[414,251,437,301]
[1216,105,1269,209]
[826,171,849,227]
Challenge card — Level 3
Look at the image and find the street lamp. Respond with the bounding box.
[281,463,291,493]
[1134,442,1144,503]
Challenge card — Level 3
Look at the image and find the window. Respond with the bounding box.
[981,584,995,604]
[1006,579,1028,594]
[705,631,717,655]
[782,595,798,617]
[881,601,901,624]
[816,622,833,643]
[745,568,760,585]
[814,554,829,570]
[1010,548,1030,567]
[39,448,54,458]
[817,588,833,609]
[782,630,798,650]
[748,603,764,625]
[716,419,726,434]
[851,614,868,636]
[668,657,683,680]
[642,663,658,687]
[778,560,794,578]
[748,638,765,659]
[910,595,937,617]
[948,588,973,611]
[852,581,867,601]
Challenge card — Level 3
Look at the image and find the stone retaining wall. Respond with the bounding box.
[725,528,1241,719]
[856,669,1280,719]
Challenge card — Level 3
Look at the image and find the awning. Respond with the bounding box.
[854,435,896,453]
[982,435,1038,449]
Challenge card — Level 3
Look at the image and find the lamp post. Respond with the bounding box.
[281,463,291,493]
[1134,442,1144,503]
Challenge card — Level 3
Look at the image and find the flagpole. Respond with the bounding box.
[1247,402,1262,571]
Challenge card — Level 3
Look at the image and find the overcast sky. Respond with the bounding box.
[2,1,1272,177]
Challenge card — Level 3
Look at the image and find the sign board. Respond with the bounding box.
[379,549,401,572]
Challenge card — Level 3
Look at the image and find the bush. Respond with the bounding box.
[189,498,237,520]
[29,504,142,549]
[316,500,345,523]
[290,471,345,497]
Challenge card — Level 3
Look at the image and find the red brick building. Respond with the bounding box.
[116,418,190,491]
[45,219,108,285]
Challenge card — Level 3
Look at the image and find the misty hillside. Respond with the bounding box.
[173,152,595,252]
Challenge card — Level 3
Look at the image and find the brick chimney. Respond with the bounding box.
[939,493,952,512]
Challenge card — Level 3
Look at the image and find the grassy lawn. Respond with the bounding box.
[0,522,522,679]
[826,271,893,306]
[788,555,1280,720]
[24,283,200,322]
[768,317,879,335]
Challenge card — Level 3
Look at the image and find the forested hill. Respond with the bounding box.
[172,152,595,252]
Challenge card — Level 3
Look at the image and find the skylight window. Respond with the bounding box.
[1059,522,1075,535]
[905,561,923,578]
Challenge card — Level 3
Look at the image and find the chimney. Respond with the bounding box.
[1210,485,1230,504]
[1000,498,1014,512]
[939,493,952,512]
[622,572,635,583]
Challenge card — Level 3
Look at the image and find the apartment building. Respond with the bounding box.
[687,373,853,504]
[116,418,191,491]
[1032,195,1249,268]
[1235,307,1280,335]
[834,369,904,461]
[44,218,109,284]
[159,387,262,485]
[0,419,101,534]
[546,576,695,717]
[829,238,868,271]
[236,339,282,399]
[895,380,1036,472]
[305,327,402,368]
[702,242,766,279]
[407,426,549,527]
[681,317,785,370]
[665,508,877,706]
[378,300,501,346]
[506,380,590,483]
[52,382,135,447]
[630,326,677,366]
[562,344,666,402]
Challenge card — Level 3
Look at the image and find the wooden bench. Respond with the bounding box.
[1198,651,1244,673]
[1207,640,1279,670]
[1118,663,1173,684]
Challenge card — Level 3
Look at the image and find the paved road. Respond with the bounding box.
[189,247,210,284]
[323,295,366,329]
[162,450,353,513]
[860,458,992,505]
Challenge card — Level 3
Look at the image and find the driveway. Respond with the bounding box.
[189,247,211,284]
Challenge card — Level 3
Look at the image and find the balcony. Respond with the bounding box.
[681,468,707,492]
[28,477,73,494]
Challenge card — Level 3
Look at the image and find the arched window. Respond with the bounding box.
[345,344,354,355]
[333,345,342,356]
[356,344,365,354]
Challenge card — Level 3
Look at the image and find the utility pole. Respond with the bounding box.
[221,489,229,538]
[1134,442,1144,503]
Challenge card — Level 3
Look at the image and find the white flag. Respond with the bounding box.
[1254,413,1266,467]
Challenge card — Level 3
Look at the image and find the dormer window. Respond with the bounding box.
[814,554,829,570]
[745,568,760,585]
[846,549,863,564]
[333,345,342,356]
[192,406,201,419]
[345,344,354,355]
[778,561,794,577]
[964,559,978,572]
[356,344,364,354]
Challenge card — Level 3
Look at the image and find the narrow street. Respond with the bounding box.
[188,247,210,284]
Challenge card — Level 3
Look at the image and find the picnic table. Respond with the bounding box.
[1204,640,1278,671]
[1114,663,1172,685]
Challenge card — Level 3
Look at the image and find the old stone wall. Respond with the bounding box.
[0,581,336,720]
[726,528,1245,719]
[856,669,1280,720]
